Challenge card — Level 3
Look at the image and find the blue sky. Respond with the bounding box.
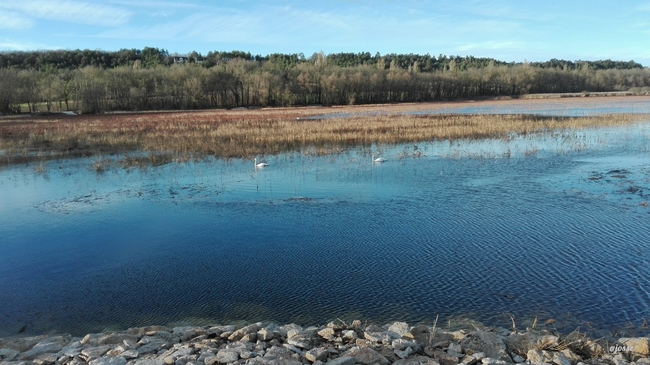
[1,0,650,65]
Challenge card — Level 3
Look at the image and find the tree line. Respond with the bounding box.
[0,49,648,114]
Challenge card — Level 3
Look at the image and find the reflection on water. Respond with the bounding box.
[0,124,649,337]
[309,97,650,119]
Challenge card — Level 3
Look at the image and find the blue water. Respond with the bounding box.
[1,124,649,337]
[309,97,650,119]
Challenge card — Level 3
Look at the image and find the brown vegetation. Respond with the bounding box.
[1,100,648,166]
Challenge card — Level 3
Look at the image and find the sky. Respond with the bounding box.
[1,0,650,65]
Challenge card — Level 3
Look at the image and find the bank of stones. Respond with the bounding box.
[0,321,648,365]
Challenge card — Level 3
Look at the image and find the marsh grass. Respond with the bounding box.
[1,108,648,166]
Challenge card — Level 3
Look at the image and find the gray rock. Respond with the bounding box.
[317,328,336,340]
[341,346,390,365]
[16,337,69,360]
[460,332,510,362]
[89,357,128,365]
[394,347,413,359]
[216,349,239,364]
[326,357,356,365]
[393,355,440,365]
[240,350,255,359]
[481,358,507,365]
[99,334,141,345]
[257,328,276,342]
[121,350,139,359]
[61,341,84,357]
[636,358,650,365]
[162,348,194,364]
[278,324,303,339]
[613,354,629,365]
[282,344,302,355]
[127,326,172,336]
[527,350,572,365]
[305,348,329,362]
[364,332,391,343]
[207,325,235,337]
[388,322,412,339]
[461,354,480,365]
[0,349,19,361]
[341,331,357,341]
[80,345,113,362]
[392,339,419,351]
[174,355,198,365]
[0,336,50,353]
[33,353,58,365]
[512,355,525,363]
[136,337,169,355]
[286,332,313,349]
[203,356,218,365]
[433,350,459,365]
[229,324,261,342]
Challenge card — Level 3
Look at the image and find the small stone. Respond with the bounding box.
[513,355,525,363]
[305,348,329,362]
[342,331,357,340]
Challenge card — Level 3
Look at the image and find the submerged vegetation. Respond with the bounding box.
[1,48,649,114]
[1,103,648,166]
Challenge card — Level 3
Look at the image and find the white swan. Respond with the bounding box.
[254,158,268,168]
[372,154,386,162]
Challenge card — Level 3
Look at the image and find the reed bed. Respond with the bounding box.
[0,109,648,166]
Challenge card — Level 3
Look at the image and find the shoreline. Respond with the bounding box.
[1,321,648,365]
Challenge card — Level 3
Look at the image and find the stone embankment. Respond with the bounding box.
[0,321,648,365]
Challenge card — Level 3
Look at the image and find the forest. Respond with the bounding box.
[0,48,648,114]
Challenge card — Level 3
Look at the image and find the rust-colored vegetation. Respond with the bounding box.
[1,102,648,166]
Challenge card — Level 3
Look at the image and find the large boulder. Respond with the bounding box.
[341,346,390,365]
[618,338,650,359]
[17,337,71,360]
[228,323,260,342]
[460,331,511,362]
[526,350,572,365]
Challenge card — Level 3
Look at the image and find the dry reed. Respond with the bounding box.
[1,108,648,166]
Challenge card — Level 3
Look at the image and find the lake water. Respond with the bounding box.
[1,120,649,337]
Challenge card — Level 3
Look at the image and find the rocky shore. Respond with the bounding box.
[1,321,648,365]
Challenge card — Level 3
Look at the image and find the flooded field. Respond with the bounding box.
[1,114,649,338]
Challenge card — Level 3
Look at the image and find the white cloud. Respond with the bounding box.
[0,12,34,29]
[0,1,132,27]
[0,38,59,51]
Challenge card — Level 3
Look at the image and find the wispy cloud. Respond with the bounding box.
[0,1,132,27]
[0,12,34,30]
[0,38,59,51]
